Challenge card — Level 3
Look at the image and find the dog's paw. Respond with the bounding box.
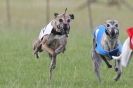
[34,52,39,59]
[62,48,66,53]
[115,67,119,72]
[36,54,39,59]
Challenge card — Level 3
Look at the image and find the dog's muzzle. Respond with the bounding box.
[110,29,115,37]
[106,28,119,39]
[56,23,70,37]
[59,24,70,37]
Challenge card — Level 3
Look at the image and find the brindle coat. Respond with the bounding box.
[33,11,74,79]
[92,20,122,82]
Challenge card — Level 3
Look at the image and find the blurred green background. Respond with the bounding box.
[0,0,133,88]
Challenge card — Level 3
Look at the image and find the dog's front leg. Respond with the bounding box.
[49,55,57,80]
[42,44,55,56]
[41,35,56,56]
[100,55,112,68]
[55,36,67,54]
[55,45,65,55]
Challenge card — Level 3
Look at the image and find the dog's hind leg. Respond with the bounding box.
[49,55,57,80]
[92,50,102,82]
[33,39,42,58]
[34,44,42,58]
[114,59,122,81]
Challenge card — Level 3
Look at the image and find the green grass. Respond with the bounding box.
[0,0,133,88]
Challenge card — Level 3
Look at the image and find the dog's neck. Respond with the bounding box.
[101,33,118,51]
[50,20,61,35]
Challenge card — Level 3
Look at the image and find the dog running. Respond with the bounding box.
[33,9,74,79]
[92,20,122,81]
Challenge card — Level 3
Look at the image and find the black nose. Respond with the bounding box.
[63,24,67,28]
[63,24,68,30]
[110,29,115,37]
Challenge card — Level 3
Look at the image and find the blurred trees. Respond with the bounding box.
[6,0,11,26]
[4,0,133,27]
[46,0,50,24]
[77,0,133,30]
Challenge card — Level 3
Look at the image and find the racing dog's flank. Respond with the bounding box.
[92,20,122,81]
[33,9,74,79]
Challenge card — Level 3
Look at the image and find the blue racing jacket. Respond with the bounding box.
[94,25,122,59]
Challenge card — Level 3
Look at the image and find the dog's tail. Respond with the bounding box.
[112,50,132,67]
[112,55,121,60]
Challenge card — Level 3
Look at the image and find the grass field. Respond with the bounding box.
[1,0,133,88]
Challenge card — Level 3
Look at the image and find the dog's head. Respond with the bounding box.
[105,20,119,39]
[52,10,74,35]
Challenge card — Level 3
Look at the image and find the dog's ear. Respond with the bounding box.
[69,14,74,20]
[54,13,59,18]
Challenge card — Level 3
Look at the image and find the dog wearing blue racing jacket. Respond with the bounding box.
[92,20,122,82]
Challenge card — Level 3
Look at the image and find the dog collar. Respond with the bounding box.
[51,28,68,37]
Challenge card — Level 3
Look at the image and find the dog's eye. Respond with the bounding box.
[107,24,110,28]
[115,24,118,28]
[59,19,63,22]
[67,19,70,23]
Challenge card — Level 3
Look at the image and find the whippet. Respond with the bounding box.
[92,20,122,81]
[33,9,74,79]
